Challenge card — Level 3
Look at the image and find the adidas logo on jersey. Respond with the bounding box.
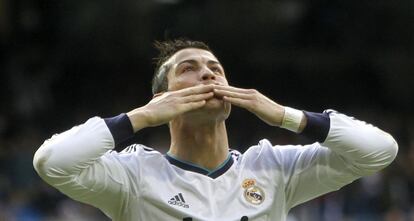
[168,193,190,208]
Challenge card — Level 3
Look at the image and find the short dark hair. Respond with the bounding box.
[152,39,212,94]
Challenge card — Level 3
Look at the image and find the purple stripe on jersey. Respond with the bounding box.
[301,111,330,143]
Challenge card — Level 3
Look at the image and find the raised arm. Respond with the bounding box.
[33,116,132,217]
[280,110,398,209]
[213,85,398,209]
[33,84,215,217]
[212,85,398,173]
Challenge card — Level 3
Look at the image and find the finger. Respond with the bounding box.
[213,85,252,93]
[214,89,252,100]
[181,100,207,112]
[182,92,214,103]
[222,96,250,109]
[176,84,215,96]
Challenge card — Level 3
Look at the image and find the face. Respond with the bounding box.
[165,48,228,90]
[163,48,231,120]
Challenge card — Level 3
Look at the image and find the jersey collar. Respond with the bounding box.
[165,153,234,179]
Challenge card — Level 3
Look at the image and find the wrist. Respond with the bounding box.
[280,107,305,133]
[127,107,150,132]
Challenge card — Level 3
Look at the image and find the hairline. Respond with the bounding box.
[160,47,217,70]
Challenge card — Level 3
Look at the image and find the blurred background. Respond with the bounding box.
[0,0,413,220]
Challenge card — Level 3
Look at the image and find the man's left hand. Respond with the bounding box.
[213,85,285,127]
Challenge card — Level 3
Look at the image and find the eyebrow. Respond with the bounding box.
[176,59,221,67]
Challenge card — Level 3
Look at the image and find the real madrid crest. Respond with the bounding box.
[242,178,265,205]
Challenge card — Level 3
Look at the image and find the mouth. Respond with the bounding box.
[207,94,223,101]
[213,93,223,100]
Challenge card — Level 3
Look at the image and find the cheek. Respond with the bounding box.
[168,74,199,90]
[218,76,229,86]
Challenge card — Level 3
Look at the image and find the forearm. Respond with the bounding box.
[33,116,133,215]
[282,108,397,174]
[126,107,151,133]
[33,117,116,181]
[283,110,397,208]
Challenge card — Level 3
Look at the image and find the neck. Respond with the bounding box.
[168,118,229,170]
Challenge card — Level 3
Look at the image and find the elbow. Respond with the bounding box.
[383,135,398,166]
[33,144,53,177]
[33,142,65,181]
[374,132,399,167]
[355,135,398,176]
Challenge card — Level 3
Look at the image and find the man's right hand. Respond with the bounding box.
[127,84,215,132]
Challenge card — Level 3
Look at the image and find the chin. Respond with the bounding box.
[202,98,231,119]
[204,97,223,108]
[184,98,230,122]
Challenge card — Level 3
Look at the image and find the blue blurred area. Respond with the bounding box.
[0,0,413,220]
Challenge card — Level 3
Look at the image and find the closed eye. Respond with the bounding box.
[182,66,195,73]
[210,66,223,74]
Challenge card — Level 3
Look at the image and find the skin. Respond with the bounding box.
[127,48,306,170]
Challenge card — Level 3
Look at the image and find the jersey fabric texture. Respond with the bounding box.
[33,110,398,221]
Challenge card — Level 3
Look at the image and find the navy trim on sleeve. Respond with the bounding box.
[104,113,134,148]
[301,111,330,143]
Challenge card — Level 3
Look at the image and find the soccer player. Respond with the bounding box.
[33,39,398,221]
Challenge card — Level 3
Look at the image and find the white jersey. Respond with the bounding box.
[33,110,398,221]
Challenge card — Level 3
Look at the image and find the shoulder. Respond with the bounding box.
[117,144,157,155]
[242,139,324,165]
[104,144,165,165]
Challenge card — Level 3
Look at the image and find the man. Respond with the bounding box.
[33,39,398,221]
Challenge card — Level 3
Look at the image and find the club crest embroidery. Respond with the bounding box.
[242,178,265,205]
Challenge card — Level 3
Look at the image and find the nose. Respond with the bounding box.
[201,68,216,81]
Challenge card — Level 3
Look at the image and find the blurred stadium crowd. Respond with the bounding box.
[0,0,413,220]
